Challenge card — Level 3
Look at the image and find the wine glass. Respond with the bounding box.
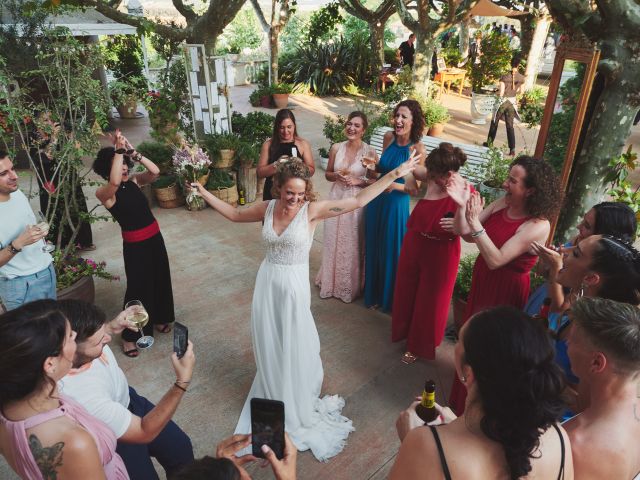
[125,300,154,349]
[360,147,377,182]
[35,212,55,253]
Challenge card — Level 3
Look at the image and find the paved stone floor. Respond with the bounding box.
[2,86,638,480]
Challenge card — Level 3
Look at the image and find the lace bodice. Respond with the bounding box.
[263,200,312,265]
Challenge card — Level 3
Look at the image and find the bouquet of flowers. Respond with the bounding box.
[172,143,211,211]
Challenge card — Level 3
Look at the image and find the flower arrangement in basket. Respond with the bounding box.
[172,143,211,211]
[53,248,119,291]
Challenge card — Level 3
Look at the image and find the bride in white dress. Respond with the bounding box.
[193,154,419,461]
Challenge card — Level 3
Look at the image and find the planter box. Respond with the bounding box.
[57,275,95,303]
[153,184,185,209]
[208,186,238,205]
[217,150,235,169]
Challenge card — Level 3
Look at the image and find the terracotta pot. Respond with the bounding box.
[116,96,139,119]
[260,95,271,108]
[452,297,467,333]
[217,150,235,168]
[272,93,289,109]
[428,123,445,137]
[57,275,95,303]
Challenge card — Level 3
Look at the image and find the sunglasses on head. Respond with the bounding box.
[114,148,135,155]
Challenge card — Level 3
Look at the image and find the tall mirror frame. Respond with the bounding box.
[534,39,600,241]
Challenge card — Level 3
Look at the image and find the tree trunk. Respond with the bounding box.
[459,18,470,61]
[413,35,436,93]
[519,14,536,59]
[555,69,640,242]
[523,14,551,90]
[269,27,280,84]
[370,21,386,70]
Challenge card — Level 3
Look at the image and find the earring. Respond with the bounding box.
[578,282,586,298]
[460,375,466,383]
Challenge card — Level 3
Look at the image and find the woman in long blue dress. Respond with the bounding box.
[364,100,426,312]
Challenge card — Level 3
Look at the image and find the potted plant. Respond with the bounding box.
[203,133,242,168]
[235,141,260,203]
[206,169,238,205]
[231,111,274,145]
[452,253,478,331]
[136,140,174,175]
[145,90,182,144]
[423,99,451,137]
[518,87,546,128]
[152,174,184,208]
[108,77,147,119]
[271,82,293,109]
[469,31,511,125]
[249,85,272,108]
[318,147,330,170]
[479,145,510,199]
[172,144,212,211]
[54,248,119,303]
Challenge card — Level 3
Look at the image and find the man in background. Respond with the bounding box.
[398,33,416,69]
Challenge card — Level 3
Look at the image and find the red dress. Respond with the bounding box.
[391,196,462,359]
[449,207,538,414]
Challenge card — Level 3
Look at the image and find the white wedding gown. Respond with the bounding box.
[234,200,354,461]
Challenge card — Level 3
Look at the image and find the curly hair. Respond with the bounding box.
[393,99,425,144]
[463,306,565,479]
[93,146,134,180]
[426,142,467,179]
[511,156,563,219]
[271,157,317,202]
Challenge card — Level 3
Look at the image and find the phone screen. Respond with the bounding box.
[251,398,285,460]
[173,322,188,358]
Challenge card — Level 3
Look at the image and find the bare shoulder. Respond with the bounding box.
[389,426,439,479]
[383,130,395,142]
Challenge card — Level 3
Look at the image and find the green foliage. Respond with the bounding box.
[323,115,347,144]
[219,9,264,54]
[149,21,183,85]
[136,141,173,175]
[249,85,272,107]
[103,34,144,81]
[421,99,451,127]
[53,248,119,290]
[308,2,343,44]
[605,146,640,233]
[454,253,478,300]
[203,133,242,165]
[271,82,293,94]
[231,111,274,145]
[206,169,235,189]
[234,141,261,168]
[152,174,178,189]
[518,87,546,128]
[345,28,376,88]
[108,77,147,104]
[279,14,310,56]
[544,63,585,172]
[441,42,462,68]
[284,39,355,95]
[480,145,511,188]
[469,32,512,93]
[318,147,329,157]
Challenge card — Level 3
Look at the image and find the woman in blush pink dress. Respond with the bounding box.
[315,112,378,302]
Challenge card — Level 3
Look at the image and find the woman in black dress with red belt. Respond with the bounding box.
[257,109,315,200]
[93,130,175,357]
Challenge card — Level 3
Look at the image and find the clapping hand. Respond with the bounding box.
[392,148,421,178]
[446,172,470,207]
[465,191,485,232]
[531,241,564,279]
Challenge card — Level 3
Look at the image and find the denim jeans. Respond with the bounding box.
[0,263,56,311]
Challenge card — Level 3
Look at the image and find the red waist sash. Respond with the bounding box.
[121,220,160,243]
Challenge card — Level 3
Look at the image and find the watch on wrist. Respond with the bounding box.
[8,242,22,254]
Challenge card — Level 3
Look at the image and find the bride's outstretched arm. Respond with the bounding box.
[190,182,268,222]
[309,150,420,222]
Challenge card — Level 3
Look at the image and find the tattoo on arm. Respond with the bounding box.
[329,207,344,212]
[29,434,64,480]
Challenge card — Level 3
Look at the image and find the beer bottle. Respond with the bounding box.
[415,380,438,423]
[239,189,246,205]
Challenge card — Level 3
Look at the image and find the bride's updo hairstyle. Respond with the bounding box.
[463,306,565,479]
[271,156,317,201]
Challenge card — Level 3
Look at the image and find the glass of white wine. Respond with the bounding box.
[125,300,154,349]
[35,211,55,253]
[360,147,377,182]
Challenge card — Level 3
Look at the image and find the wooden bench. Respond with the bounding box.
[368,126,491,185]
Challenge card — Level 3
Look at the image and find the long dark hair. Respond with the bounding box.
[463,307,565,479]
[393,99,425,144]
[269,109,298,161]
[590,235,640,304]
[510,156,563,220]
[592,202,637,242]
[0,300,68,406]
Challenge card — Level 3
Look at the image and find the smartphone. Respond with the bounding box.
[173,322,188,359]
[444,211,455,218]
[251,398,285,460]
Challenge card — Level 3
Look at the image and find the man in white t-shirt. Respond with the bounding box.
[0,151,56,310]
[57,300,196,479]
